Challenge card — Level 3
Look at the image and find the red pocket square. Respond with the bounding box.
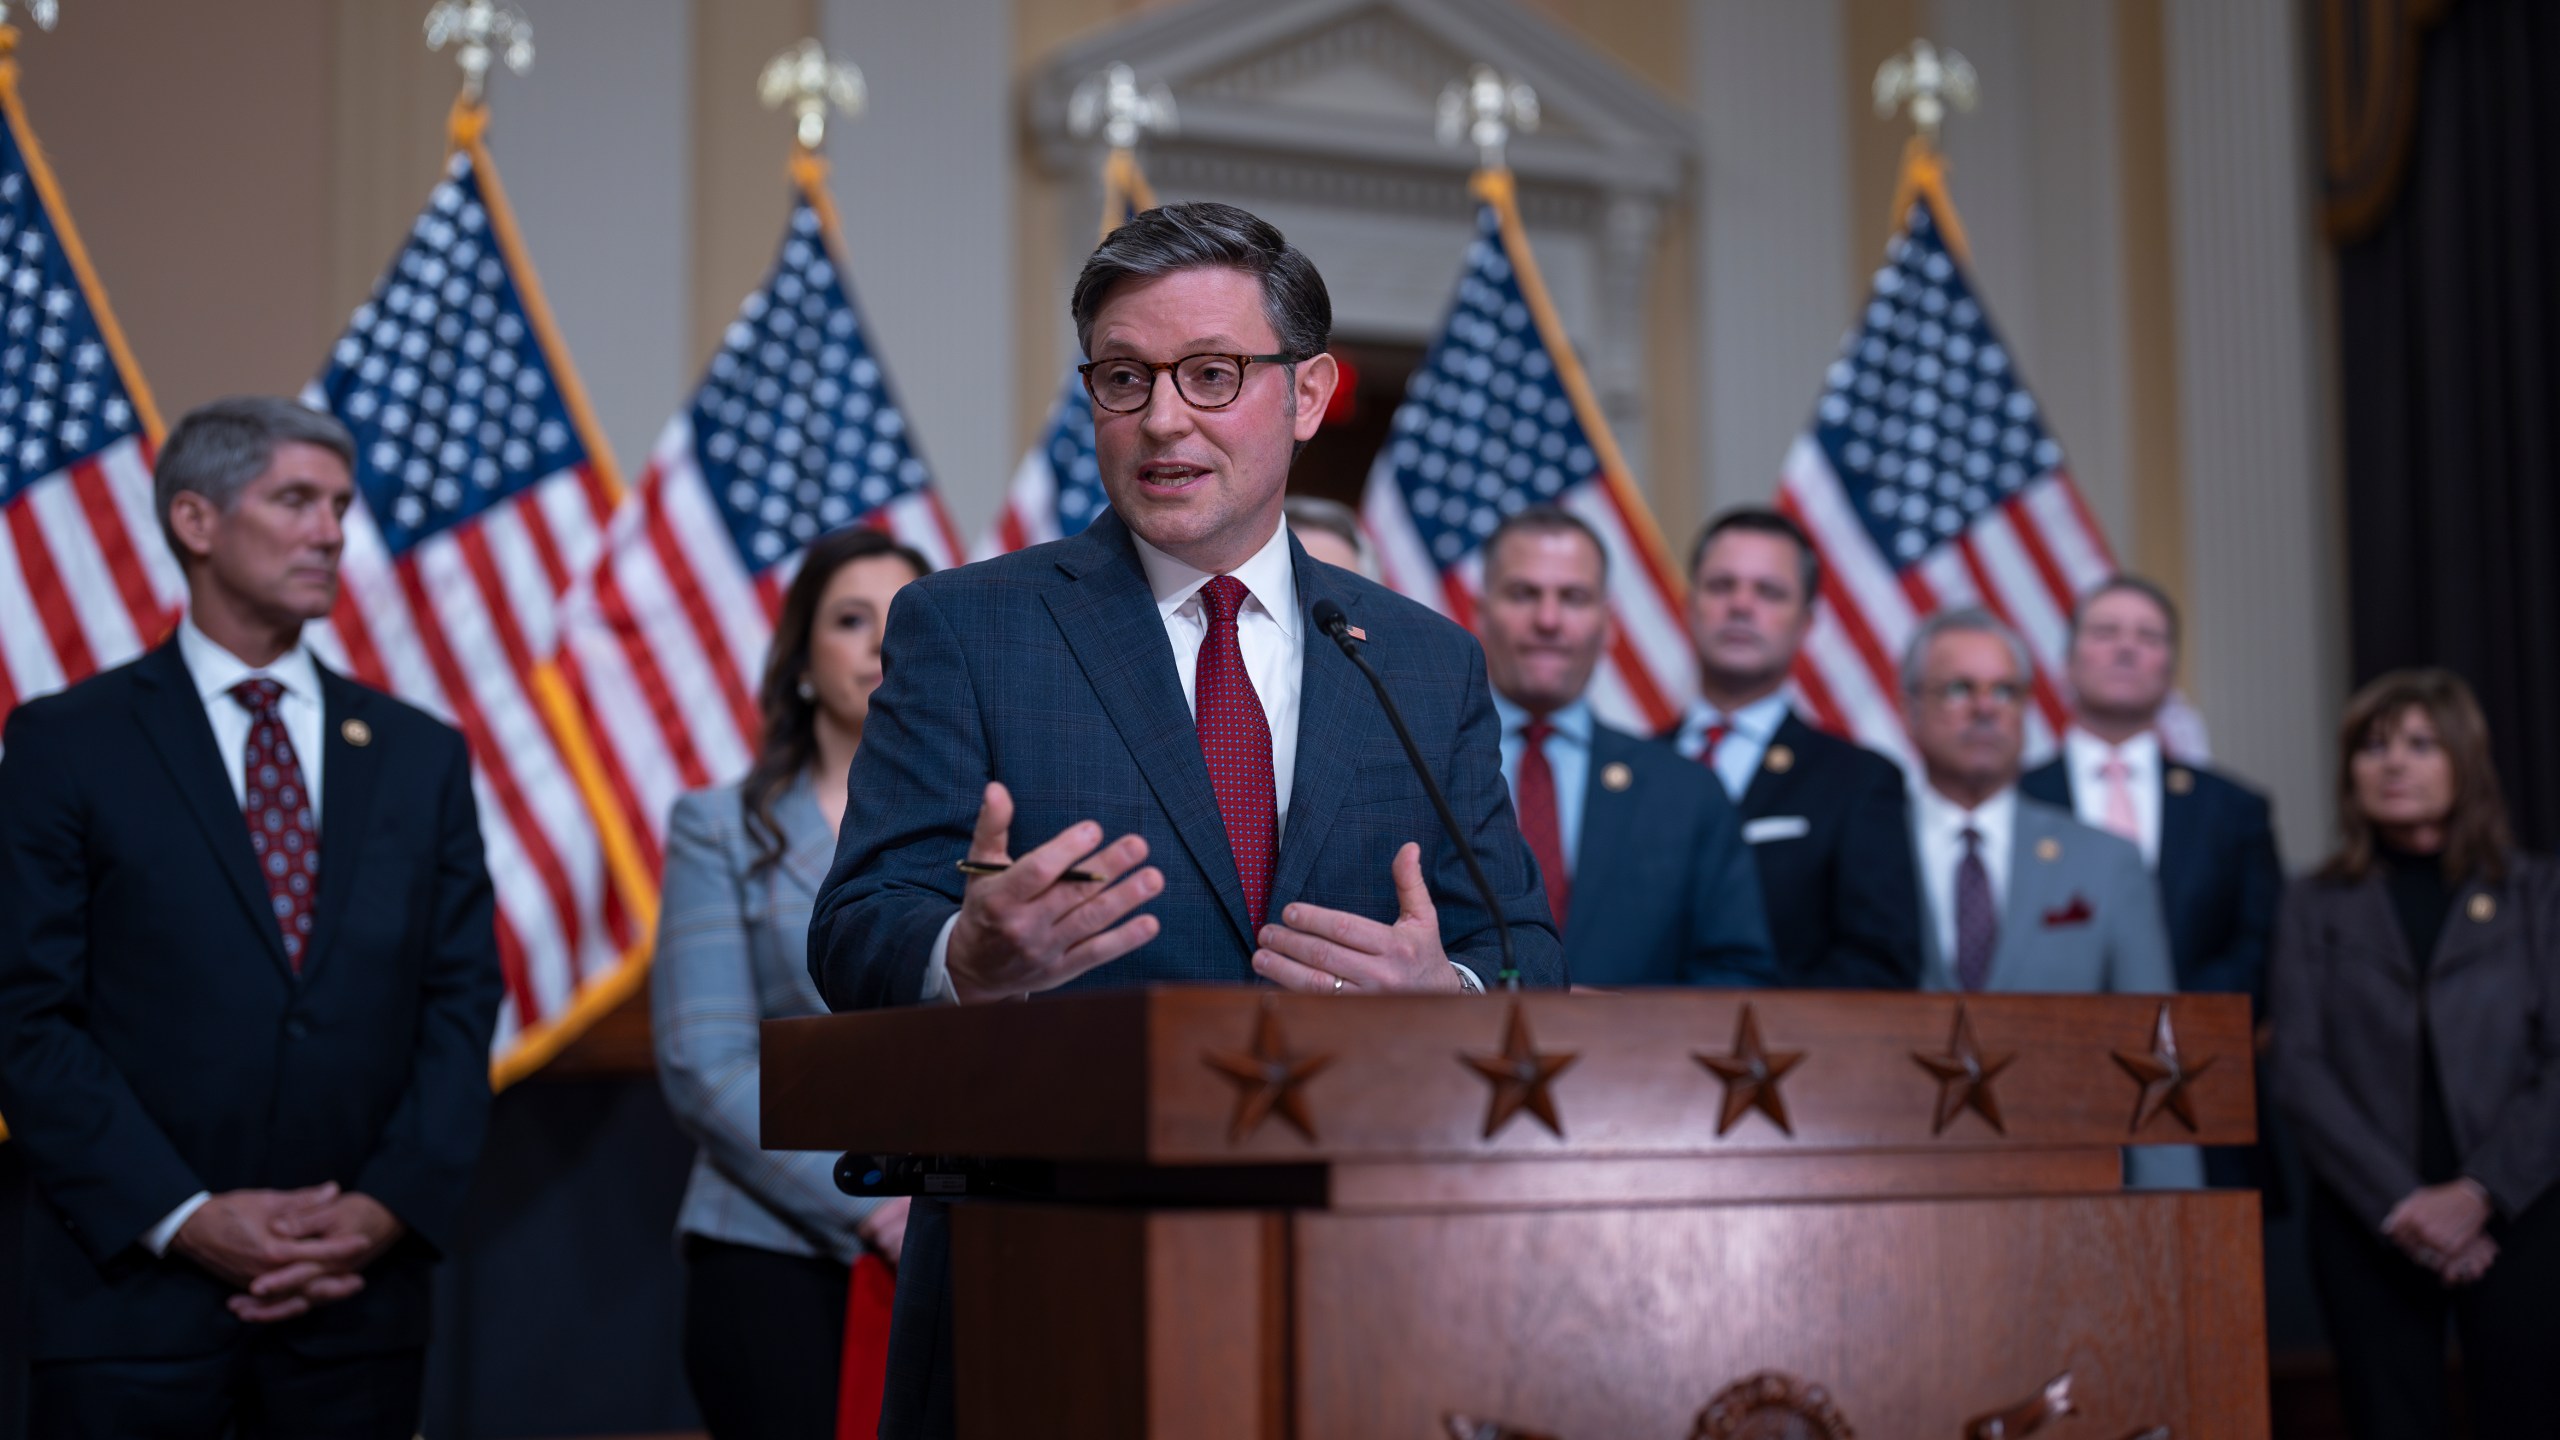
[2041,894,2094,928]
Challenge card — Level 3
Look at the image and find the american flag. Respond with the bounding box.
[552,155,959,859]
[303,135,651,1080]
[976,148,1151,559]
[1362,172,1692,733]
[1775,175,2202,767]
[0,72,182,740]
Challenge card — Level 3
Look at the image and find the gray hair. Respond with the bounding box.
[1900,606,2032,694]
[155,397,355,556]
[1283,494,1373,576]
[1071,202,1331,364]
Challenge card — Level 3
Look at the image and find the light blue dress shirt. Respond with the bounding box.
[1493,694,1593,874]
[1672,692,1791,802]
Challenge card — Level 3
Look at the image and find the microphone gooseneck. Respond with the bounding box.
[1311,599,1519,990]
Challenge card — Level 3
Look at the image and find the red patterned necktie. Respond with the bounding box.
[1195,576,1276,933]
[1515,718,1570,929]
[1698,719,1731,768]
[234,678,320,972]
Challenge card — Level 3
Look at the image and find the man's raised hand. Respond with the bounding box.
[1252,842,1464,994]
[945,782,1162,1002]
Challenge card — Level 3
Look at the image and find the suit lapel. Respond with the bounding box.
[131,644,293,978]
[1041,514,1253,946]
[1562,727,1638,955]
[777,780,837,902]
[1995,804,2063,988]
[301,666,384,981]
[1737,711,1810,817]
[1267,545,1362,920]
[2156,764,2205,916]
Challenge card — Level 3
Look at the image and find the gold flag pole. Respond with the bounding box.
[1874,38,1980,262]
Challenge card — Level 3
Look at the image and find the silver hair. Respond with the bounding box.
[1900,606,2032,694]
[154,397,355,556]
[1283,494,1374,577]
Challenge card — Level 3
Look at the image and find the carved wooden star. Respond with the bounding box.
[1695,1004,1805,1136]
[1913,1005,2016,1135]
[1461,1004,1579,1139]
[1202,1003,1334,1143]
[2112,1002,2216,1134]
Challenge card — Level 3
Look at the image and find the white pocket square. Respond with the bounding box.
[1743,815,1811,844]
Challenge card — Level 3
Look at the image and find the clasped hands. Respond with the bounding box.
[170,1182,404,1323]
[2383,1178,2497,1286]
[944,782,1463,1002]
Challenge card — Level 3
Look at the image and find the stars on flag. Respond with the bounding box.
[317,152,583,556]
[0,163,139,495]
[688,200,930,572]
[1811,198,2067,567]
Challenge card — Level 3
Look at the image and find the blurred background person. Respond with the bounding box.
[1672,508,1920,988]
[2270,669,2559,1439]
[652,528,929,1440]
[2025,576,2283,1192]
[1473,507,1774,986]
[1900,608,2199,1189]
[1284,493,1375,578]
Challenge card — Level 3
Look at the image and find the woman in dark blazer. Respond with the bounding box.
[2269,668,2559,1438]
[651,528,929,1439]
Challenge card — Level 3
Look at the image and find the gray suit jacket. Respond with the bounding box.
[652,777,878,1263]
[1915,793,2199,1188]
[2268,856,2560,1228]
[1917,795,2179,996]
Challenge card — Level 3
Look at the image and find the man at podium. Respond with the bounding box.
[810,201,1562,1439]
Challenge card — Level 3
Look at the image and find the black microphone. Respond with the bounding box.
[1311,597,1519,990]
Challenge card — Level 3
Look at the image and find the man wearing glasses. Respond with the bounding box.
[1900,607,2199,1186]
[811,201,1561,1439]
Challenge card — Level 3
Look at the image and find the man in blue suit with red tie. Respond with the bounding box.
[1470,506,1775,986]
[810,202,1562,1439]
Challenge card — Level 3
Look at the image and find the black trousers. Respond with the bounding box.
[2307,1182,2560,1439]
[27,1340,423,1440]
[682,1233,850,1440]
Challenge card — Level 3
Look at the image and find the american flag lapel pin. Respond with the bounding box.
[1346,625,1367,642]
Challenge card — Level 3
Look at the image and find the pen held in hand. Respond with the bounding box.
[956,858,1101,884]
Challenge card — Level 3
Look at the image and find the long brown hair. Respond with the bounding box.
[739,527,931,874]
[2322,667,2512,886]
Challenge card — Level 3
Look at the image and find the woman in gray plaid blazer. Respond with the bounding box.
[651,527,929,1438]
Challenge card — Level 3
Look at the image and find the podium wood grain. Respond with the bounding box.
[762,989,2269,1439]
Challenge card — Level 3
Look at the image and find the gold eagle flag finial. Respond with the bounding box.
[760,39,865,153]
[1874,37,1978,145]
[425,0,534,106]
[1437,63,1538,174]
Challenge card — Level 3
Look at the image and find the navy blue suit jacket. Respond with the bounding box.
[0,642,502,1362]
[809,511,1560,1439]
[1697,709,1923,989]
[2021,753,2282,1001]
[1565,723,1777,986]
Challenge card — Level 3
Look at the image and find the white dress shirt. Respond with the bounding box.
[1911,782,2018,972]
[145,617,330,1258]
[2062,727,2163,868]
[1672,692,1790,802]
[922,521,1302,1000]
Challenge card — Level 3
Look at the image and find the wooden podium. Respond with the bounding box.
[765,989,2267,1439]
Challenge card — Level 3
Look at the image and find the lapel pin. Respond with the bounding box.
[1345,625,1365,642]
[1600,761,1633,792]
[1764,744,1794,775]
[2166,767,2194,796]
[2470,893,2496,923]
[341,718,373,748]
[2036,836,2062,862]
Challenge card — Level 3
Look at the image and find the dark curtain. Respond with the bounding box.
[2339,0,2560,849]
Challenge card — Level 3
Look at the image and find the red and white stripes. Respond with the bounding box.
[0,436,183,735]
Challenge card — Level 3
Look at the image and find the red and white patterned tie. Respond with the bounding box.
[234,678,320,972]
[1195,576,1277,933]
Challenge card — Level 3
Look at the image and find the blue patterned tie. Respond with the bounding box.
[1954,825,1997,991]
[234,679,319,972]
